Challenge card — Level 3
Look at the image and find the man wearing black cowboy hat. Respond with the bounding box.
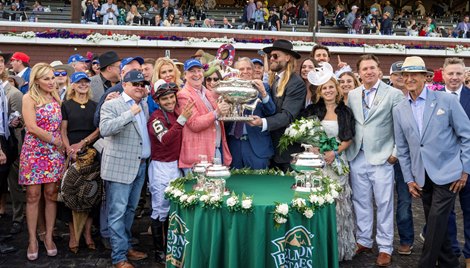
[248,39,306,171]
[90,50,121,102]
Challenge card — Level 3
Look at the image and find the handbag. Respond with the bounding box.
[59,147,102,212]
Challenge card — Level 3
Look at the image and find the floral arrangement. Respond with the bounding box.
[226,193,253,213]
[85,32,140,43]
[273,175,341,227]
[279,117,349,175]
[364,43,406,51]
[199,193,223,209]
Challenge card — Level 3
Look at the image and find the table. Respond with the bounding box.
[166,174,338,268]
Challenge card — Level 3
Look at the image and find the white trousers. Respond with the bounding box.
[350,150,395,254]
[148,160,182,221]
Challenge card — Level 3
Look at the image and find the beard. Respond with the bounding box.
[270,61,287,73]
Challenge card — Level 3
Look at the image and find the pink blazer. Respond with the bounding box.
[176,85,232,168]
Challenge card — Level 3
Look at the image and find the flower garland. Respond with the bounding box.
[2,30,469,54]
[273,175,341,227]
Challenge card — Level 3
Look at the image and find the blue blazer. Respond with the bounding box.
[393,89,470,186]
[227,84,276,159]
[460,86,470,118]
[19,67,31,94]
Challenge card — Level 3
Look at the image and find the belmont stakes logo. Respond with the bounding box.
[166,212,189,267]
[271,225,315,268]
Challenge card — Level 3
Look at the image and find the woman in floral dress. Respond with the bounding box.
[19,63,65,261]
[301,73,357,261]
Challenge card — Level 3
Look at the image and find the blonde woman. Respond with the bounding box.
[126,4,142,25]
[152,57,183,88]
[59,72,99,253]
[19,63,65,261]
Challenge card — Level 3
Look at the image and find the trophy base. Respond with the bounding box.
[219,116,254,122]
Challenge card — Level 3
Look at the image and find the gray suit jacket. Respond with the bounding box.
[99,96,149,184]
[90,74,105,103]
[345,81,404,164]
[393,89,470,186]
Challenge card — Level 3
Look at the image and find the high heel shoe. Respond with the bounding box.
[44,241,57,257]
[86,242,96,250]
[27,241,39,261]
[69,246,79,254]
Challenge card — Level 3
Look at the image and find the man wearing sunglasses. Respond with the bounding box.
[248,39,306,171]
[441,58,470,266]
[99,70,151,268]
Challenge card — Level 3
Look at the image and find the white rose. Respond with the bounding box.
[303,208,314,219]
[187,195,196,203]
[275,216,287,224]
[317,196,325,206]
[164,186,173,193]
[290,129,298,137]
[200,195,209,202]
[276,203,289,215]
[241,199,252,209]
[309,195,318,204]
[179,194,188,202]
[331,189,339,199]
[325,194,334,203]
[226,197,238,207]
[293,198,306,207]
[172,189,183,197]
[210,195,221,203]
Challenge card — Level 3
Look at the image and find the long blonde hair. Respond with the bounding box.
[29,63,61,106]
[268,56,296,97]
[152,57,183,86]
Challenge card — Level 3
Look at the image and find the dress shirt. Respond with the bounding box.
[407,87,427,136]
[192,86,221,148]
[362,80,381,107]
[445,85,463,99]
[16,67,28,78]
[100,3,119,25]
[122,92,151,159]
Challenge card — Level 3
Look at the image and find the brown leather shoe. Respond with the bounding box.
[114,261,134,268]
[127,249,148,261]
[397,244,413,255]
[376,252,392,267]
[355,243,372,254]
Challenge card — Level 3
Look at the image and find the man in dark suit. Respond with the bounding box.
[227,57,276,169]
[159,0,174,21]
[442,57,470,267]
[248,39,306,171]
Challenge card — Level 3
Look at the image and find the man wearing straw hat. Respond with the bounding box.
[393,56,470,268]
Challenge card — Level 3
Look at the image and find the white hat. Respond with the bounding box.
[308,62,334,86]
[399,56,433,74]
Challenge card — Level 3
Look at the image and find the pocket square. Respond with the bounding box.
[436,108,446,115]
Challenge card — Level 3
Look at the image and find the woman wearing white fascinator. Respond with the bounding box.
[300,61,358,261]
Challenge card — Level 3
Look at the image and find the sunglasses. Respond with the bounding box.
[54,71,67,77]
[206,77,219,82]
[131,82,147,87]
[269,54,279,60]
[92,61,99,65]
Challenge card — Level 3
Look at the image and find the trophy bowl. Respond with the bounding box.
[214,78,260,121]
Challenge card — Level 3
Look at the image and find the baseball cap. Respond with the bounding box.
[120,56,144,71]
[123,70,150,84]
[351,5,359,10]
[251,58,263,66]
[11,52,30,64]
[184,59,203,71]
[68,54,91,64]
[370,7,377,12]
[390,61,404,75]
[70,72,91,83]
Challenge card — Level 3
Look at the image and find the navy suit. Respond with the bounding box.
[19,67,30,94]
[447,86,470,258]
[227,84,276,169]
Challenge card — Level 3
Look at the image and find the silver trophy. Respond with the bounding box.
[213,78,260,121]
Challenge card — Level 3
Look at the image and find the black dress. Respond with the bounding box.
[57,99,98,223]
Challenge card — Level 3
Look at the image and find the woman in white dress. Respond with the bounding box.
[300,73,357,261]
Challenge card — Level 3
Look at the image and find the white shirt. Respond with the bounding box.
[122,92,151,159]
[445,85,463,99]
[100,3,119,25]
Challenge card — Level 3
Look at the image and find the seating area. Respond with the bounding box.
[0,1,465,36]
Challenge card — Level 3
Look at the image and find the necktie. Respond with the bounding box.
[451,91,458,96]
[362,88,376,119]
[272,75,280,97]
[234,122,244,139]
[0,86,9,139]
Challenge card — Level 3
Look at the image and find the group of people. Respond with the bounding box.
[0,39,470,268]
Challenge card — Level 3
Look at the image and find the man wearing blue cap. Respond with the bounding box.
[68,54,90,73]
[100,70,150,268]
[94,56,144,128]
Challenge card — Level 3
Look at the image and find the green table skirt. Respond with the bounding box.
[167,175,339,268]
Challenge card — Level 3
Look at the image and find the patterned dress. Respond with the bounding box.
[19,100,65,185]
